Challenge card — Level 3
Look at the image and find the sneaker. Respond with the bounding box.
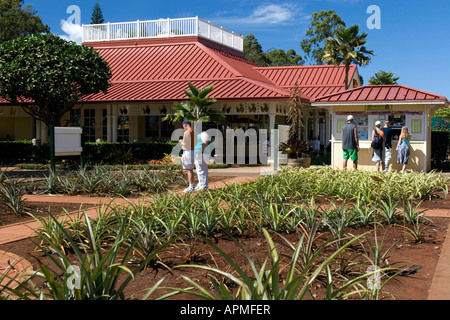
[195,185,208,191]
[183,186,195,193]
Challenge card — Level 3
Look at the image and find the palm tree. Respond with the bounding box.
[369,70,400,85]
[323,25,374,90]
[163,82,224,124]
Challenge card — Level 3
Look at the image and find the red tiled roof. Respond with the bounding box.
[83,37,293,103]
[312,85,450,104]
[83,78,291,102]
[255,65,357,99]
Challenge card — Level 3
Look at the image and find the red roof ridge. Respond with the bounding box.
[194,42,244,78]
[313,84,449,103]
[254,64,357,70]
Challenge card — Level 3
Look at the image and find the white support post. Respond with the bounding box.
[167,18,170,37]
[137,20,140,39]
[195,16,199,36]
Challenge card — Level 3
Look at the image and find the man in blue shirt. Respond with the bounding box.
[381,121,394,172]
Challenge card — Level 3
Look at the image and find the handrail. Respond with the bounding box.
[82,17,243,52]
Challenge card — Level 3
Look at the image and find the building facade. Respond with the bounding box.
[1,17,447,170]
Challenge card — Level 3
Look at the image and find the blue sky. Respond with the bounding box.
[24,0,450,100]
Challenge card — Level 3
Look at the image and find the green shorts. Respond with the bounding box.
[343,149,358,161]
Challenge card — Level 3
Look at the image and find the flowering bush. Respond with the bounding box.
[148,154,174,165]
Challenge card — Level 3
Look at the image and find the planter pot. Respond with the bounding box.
[284,157,311,168]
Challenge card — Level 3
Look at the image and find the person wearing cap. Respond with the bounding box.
[371,121,386,172]
[342,115,360,169]
[180,120,195,193]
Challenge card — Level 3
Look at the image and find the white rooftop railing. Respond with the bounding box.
[82,17,244,52]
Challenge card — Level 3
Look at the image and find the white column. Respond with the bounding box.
[268,105,276,163]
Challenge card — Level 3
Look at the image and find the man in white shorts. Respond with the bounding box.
[179,120,195,193]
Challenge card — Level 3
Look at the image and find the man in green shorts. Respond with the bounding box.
[342,115,360,169]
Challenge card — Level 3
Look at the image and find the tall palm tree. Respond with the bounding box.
[323,25,374,90]
[369,70,400,85]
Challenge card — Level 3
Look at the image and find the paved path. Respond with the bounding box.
[0,166,449,299]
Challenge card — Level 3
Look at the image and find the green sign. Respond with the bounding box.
[365,105,392,111]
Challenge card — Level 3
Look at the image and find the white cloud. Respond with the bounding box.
[250,4,297,25]
[59,19,83,44]
[211,2,303,27]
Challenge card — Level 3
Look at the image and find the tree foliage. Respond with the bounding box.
[323,25,374,89]
[369,70,400,85]
[0,33,112,127]
[433,108,450,119]
[244,34,304,67]
[300,10,345,65]
[163,82,224,124]
[243,33,271,67]
[91,1,105,24]
[0,0,49,43]
[265,48,304,66]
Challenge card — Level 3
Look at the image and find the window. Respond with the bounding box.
[388,114,406,140]
[69,109,81,127]
[411,119,422,134]
[354,115,369,140]
[117,116,129,142]
[145,116,159,139]
[254,114,269,130]
[83,109,96,142]
[160,117,175,141]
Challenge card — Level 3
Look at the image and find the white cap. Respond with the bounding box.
[375,121,381,127]
[347,115,354,121]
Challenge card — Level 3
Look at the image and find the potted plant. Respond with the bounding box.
[279,137,314,167]
[279,78,312,168]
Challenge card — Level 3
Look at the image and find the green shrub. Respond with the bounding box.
[0,141,177,165]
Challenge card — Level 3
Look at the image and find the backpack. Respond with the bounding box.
[371,129,383,150]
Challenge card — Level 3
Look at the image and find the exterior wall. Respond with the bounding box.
[0,106,33,141]
[0,101,292,142]
[0,117,15,140]
[332,140,426,172]
[327,103,435,172]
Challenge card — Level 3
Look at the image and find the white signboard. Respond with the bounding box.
[54,127,83,156]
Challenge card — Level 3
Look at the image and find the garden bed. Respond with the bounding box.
[1,214,448,300]
[1,168,449,301]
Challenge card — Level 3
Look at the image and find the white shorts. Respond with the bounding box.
[181,150,194,170]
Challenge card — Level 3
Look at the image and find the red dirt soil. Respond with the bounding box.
[0,176,449,301]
